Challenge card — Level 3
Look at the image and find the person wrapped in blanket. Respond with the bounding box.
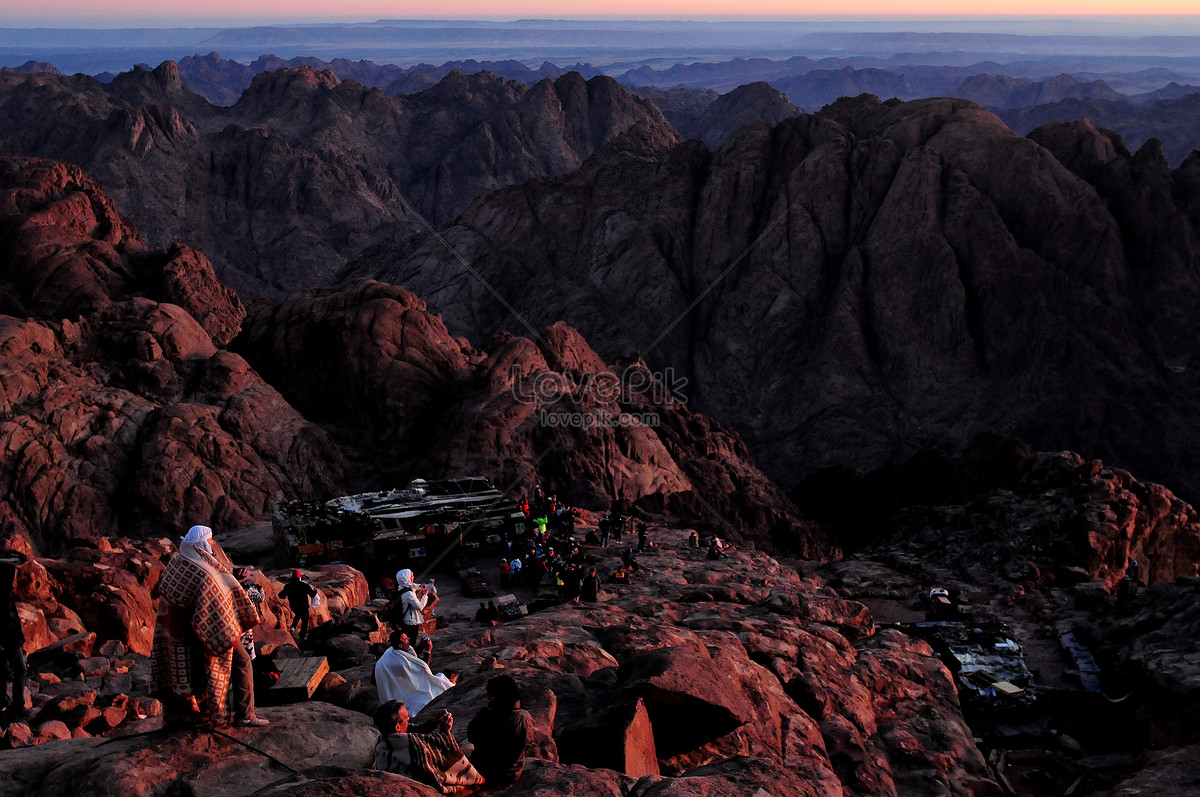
[373,699,484,794]
[375,630,456,715]
[151,525,268,728]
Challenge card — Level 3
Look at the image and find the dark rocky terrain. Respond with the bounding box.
[0,62,674,298]
[3,45,1200,793]
[810,436,1200,791]
[664,82,799,149]
[166,54,1200,164]
[1001,92,1200,167]
[353,95,1200,510]
[0,154,819,559]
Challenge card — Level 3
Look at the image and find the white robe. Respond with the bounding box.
[375,647,454,716]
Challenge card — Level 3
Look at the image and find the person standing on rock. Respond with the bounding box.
[280,569,317,641]
[152,526,266,728]
[390,569,433,644]
[468,674,534,788]
[1,551,29,720]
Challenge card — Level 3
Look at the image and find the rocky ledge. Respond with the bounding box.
[2,528,997,796]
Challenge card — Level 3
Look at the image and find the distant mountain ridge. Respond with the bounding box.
[155,53,1200,165]
[174,51,602,105]
[0,61,673,298]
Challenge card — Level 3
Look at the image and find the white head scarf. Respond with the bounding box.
[396,569,415,589]
[182,525,213,554]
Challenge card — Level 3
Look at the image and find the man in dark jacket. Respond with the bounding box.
[1,551,28,720]
[279,569,317,640]
[467,674,534,786]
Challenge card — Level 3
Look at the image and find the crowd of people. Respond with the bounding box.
[129,497,718,792]
[482,486,656,611]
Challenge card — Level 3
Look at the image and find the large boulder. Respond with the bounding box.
[0,703,375,797]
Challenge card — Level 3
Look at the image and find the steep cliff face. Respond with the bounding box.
[353,95,1200,502]
[0,65,675,298]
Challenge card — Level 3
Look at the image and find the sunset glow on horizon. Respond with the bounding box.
[5,5,1200,27]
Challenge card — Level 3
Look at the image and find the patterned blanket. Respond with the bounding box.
[151,541,251,726]
[409,730,485,794]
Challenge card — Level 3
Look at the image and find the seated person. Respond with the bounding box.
[375,631,455,716]
[373,700,483,791]
[621,547,640,572]
[467,675,535,787]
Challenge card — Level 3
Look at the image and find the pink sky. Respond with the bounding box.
[7,5,1200,25]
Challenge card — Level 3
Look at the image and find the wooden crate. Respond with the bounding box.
[264,656,329,704]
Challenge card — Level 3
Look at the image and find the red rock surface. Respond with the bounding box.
[0,156,342,554]
[237,280,828,554]
[0,532,997,796]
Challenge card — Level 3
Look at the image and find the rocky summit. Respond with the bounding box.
[4,512,1199,795]
[0,528,995,797]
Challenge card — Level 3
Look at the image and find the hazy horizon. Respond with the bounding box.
[3,14,1200,31]
[3,15,1198,78]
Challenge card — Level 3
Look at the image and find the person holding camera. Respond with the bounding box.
[390,569,436,643]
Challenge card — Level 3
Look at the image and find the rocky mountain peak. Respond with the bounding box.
[106,61,201,110]
[684,80,800,147]
[237,65,342,108]
[407,68,523,115]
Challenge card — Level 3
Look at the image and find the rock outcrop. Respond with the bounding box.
[798,434,1200,589]
[0,156,344,554]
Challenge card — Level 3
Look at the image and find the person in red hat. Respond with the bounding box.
[280,569,317,641]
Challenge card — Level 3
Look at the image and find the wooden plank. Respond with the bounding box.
[265,657,329,704]
[992,681,1026,698]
